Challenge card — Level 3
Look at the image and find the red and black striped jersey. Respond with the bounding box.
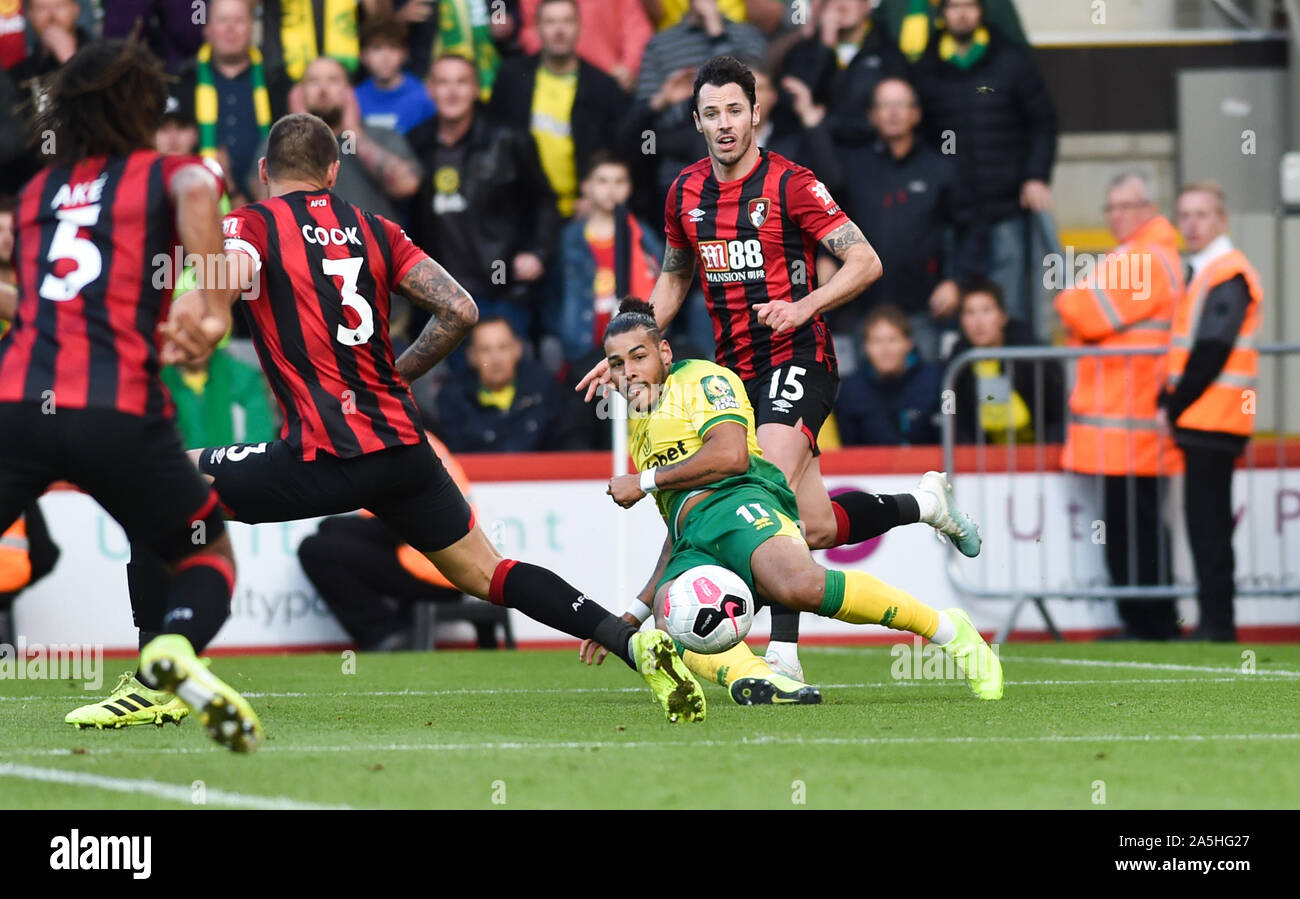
[664,150,850,382]
[0,151,218,416]
[223,190,427,461]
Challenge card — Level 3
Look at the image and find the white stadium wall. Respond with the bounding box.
[14,469,1300,650]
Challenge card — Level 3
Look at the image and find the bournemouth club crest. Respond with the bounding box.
[748,197,770,228]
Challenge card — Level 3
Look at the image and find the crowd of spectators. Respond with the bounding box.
[0,0,1064,453]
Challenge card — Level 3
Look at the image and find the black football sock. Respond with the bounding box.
[769,602,801,643]
[127,545,169,654]
[160,554,234,653]
[489,560,638,669]
[127,546,170,687]
[830,491,920,546]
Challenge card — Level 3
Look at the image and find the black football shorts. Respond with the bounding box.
[744,361,840,456]
[197,439,473,553]
[0,403,224,564]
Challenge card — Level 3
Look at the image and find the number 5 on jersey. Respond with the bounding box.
[323,256,373,345]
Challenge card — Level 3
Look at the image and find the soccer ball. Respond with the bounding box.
[664,565,753,654]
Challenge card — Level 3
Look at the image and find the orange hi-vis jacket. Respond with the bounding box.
[0,516,32,593]
[1056,215,1184,475]
[1167,247,1262,437]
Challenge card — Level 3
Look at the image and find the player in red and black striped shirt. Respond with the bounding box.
[220,173,426,462]
[0,38,262,751]
[580,57,981,683]
[133,114,706,723]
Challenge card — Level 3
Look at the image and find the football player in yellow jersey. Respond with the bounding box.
[580,299,1003,701]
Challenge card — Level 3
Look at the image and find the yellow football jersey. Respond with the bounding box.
[629,358,761,525]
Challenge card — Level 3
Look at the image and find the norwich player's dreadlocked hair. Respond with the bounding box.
[34,35,169,166]
[603,297,662,345]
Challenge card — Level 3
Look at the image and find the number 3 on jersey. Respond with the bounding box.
[322,256,373,345]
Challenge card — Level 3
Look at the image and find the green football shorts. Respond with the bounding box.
[656,479,805,598]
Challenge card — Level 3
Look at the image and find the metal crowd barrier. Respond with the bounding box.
[939,343,1300,642]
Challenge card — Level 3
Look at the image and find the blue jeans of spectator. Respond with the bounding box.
[988,213,1030,326]
[988,210,1059,343]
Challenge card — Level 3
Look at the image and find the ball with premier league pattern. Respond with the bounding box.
[664,565,753,654]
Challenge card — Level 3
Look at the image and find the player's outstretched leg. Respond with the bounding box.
[752,538,1002,700]
[429,527,706,723]
[139,533,263,752]
[680,640,821,705]
[824,473,982,558]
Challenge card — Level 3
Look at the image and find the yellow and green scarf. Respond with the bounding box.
[898,0,940,62]
[435,0,500,102]
[938,25,990,69]
[280,0,359,82]
[195,43,272,160]
[477,383,515,412]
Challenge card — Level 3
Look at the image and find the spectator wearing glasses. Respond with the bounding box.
[1057,171,1184,641]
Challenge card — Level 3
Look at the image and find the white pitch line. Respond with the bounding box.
[2,732,1298,759]
[0,674,1291,704]
[0,762,351,809]
[1000,656,1300,677]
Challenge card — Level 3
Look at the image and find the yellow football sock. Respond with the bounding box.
[683,641,771,687]
[819,569,938,638]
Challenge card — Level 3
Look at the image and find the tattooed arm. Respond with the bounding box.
[607,422,750,508]
[755,221,883,335]
[394,258,480,384]
[809,221,883,314]
[646,242,698,332]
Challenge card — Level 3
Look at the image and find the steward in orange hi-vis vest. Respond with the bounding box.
[1162,243,1262,450]
[1163,181,1263,642]
[1057,215,1184,476]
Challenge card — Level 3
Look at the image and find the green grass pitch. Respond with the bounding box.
[2,642,1298,809]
